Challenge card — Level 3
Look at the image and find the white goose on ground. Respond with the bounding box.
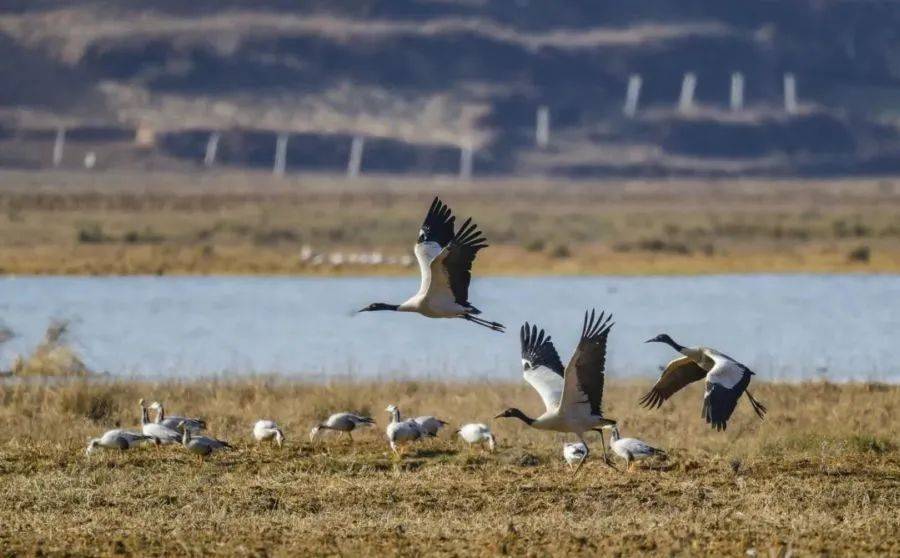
[180,422,230,464]
[609,426,665,471]
[253,420,284,447]
[563,442,588,468]
[414,416,448,438]
[139,399,182,445]
[385,404,423,455]
[358,197,504,332]
[148,401,206,432]
[495,309,617,472]
[640,334,767,431]
[457,423,495,451]
[86,429,155,456]
[309,413,375,443]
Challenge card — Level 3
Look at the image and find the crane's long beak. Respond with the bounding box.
[493,413,505,419]
[644,338,655,343]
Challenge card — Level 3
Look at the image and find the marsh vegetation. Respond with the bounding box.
[0,379,896,555]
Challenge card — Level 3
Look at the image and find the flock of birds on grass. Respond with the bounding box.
[86,197,767,471]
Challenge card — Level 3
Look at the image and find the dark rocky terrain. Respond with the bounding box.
[3,1,900,176]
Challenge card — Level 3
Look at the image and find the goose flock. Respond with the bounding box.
[85,197,767,470]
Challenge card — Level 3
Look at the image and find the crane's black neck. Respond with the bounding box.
[663,336,685,352]
[506,408,535,426]
[364,303,400,312]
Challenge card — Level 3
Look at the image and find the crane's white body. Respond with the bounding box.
[703,351,747,389]
[398,242,468,317]
[385,405,423,454]
[253,420,284,446]
[563,442,588,467]
[413,415,448,437]
[458,423,495,451]
[524,362,611,437]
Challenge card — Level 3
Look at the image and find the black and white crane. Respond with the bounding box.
[640,334,767,431]
[495,309,617,472]
[358,197,504,332]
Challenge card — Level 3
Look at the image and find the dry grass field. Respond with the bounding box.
[1,170,900,275]
[0,379,897,556]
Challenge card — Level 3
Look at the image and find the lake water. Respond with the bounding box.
[1,275,898,382]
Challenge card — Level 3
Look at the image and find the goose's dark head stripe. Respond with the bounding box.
[520,322,564,377]
[569,309,614,416]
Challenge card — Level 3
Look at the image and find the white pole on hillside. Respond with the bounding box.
[204,132,221,168]
[535,105,550,148]
[784,73,798,114]
[347,136,364,179]
[459,143,473,181]
[273,132,288,177]
[730,72,744,111]
[679,72,697,114]
[52,126,66,167]
[623,74,642,117]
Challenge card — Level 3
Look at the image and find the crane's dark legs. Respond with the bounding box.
[746,390,767,420]
[462,314,505,332]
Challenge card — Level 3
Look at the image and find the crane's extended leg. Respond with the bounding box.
[462,314,505,333]
[746,390,767,420]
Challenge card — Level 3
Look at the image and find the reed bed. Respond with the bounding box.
[2,171,900,275]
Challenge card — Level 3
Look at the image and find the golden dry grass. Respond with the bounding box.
[0,379,897,556]
[1,170,900,275]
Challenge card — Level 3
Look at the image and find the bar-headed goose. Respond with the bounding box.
[457,423,495,451]
[640,334,767,431]
[309,412,375,443]
[414,416,448,438]
[385,404,423,455]
[495,309,617,472]
[139,399,182,445]
[86,429,155,456]
[180,421,230,464]
[253,420,284,447]
[609,426,665,471]
[148,401,206,432]
[563,442,588,468]
[358,197,504,332]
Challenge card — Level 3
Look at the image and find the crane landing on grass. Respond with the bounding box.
[640,334,767,431]
[358,197,504,332]
[495,309,617,473]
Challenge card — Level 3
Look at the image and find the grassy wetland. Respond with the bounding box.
[1,170,900,275]
[0,379,897,556]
